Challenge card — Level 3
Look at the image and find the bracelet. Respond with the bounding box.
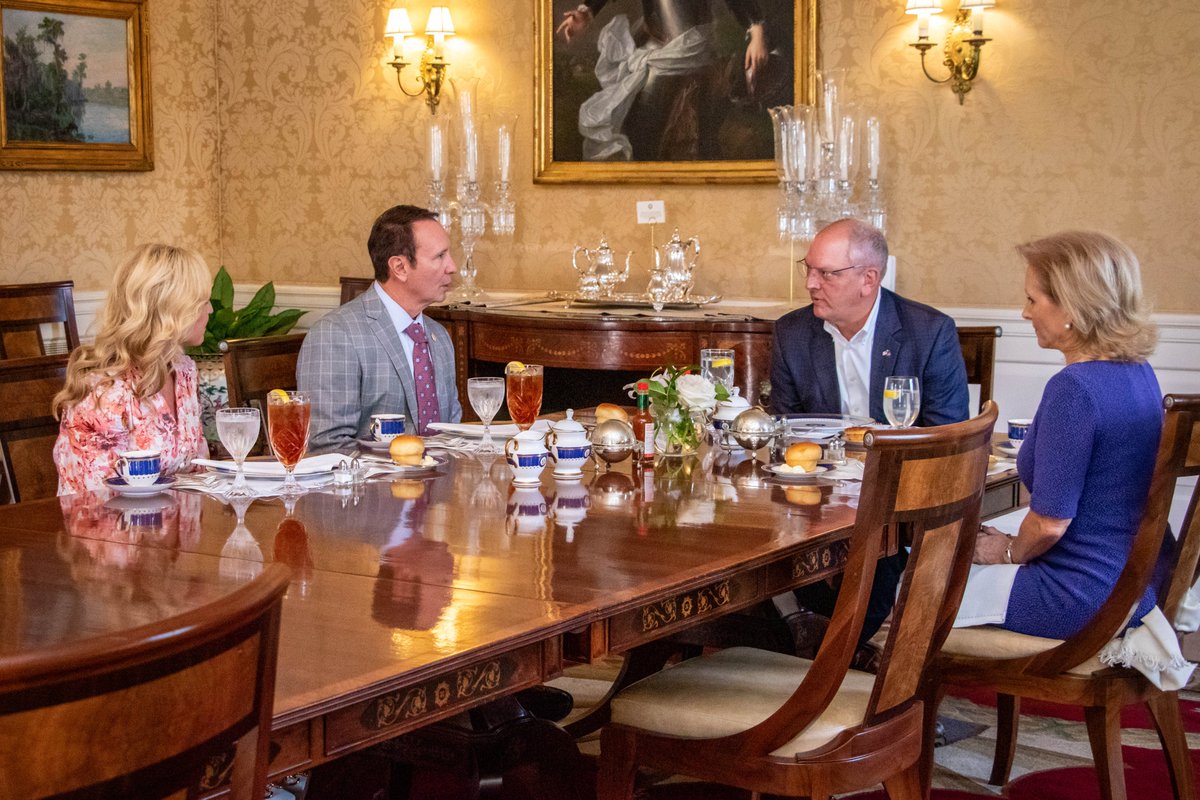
[1004,540,1014,564]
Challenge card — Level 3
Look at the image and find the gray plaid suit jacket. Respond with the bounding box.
[297,286,462,452]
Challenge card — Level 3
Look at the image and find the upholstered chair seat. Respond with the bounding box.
[940,627,1106,675]
[612,647,876,756]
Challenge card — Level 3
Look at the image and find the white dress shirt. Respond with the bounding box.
[373,281,427,376]
[822,291,882,420]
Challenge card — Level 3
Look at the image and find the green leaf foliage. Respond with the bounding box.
[186,267,307,355]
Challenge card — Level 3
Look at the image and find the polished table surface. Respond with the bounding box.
[0,448,1020,782]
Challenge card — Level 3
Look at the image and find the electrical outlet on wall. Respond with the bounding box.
[636,201,665,225]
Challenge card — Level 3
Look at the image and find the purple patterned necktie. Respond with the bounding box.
[405,321,441,436]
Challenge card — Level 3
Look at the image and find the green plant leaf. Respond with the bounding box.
[262,309,306,335]
[212,266,234,311]
[242,282,275,317]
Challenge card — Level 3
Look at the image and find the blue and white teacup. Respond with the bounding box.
[504,430,549,485]
[115,449,162,486]
[370,413,406,442]
[1007,418,1032,451]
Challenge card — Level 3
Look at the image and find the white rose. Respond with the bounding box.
[675,374,717,412]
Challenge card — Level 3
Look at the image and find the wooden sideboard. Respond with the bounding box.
[337,279,1000,420]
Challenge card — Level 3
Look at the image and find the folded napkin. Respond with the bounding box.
[427,419,550,438]
[823,460,865,481]
[192,453,346,478]
[988,458,1017,476]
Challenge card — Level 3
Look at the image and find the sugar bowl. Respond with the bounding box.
[546,409,592,478]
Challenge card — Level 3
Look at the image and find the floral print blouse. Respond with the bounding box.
[53,356,209,495]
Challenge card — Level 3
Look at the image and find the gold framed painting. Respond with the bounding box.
[0,0,152,171]
[536,0,815,184]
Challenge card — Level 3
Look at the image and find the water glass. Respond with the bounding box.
[883,376,920,428]
[217,407,261,497]
[700,348,735,392]
[468,376,505,454]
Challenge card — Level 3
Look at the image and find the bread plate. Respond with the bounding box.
[765,463,832,483]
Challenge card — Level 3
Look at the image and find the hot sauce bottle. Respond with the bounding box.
[630,381,655,460]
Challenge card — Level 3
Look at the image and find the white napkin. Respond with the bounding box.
[823,460,865,481]
[427,419,550,438]
[192,453,346,478]
[952,508,1028,627]
[1101,606,1196,690]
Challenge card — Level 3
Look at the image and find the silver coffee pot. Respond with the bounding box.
[649,228,700,304]
[572,237,632,299]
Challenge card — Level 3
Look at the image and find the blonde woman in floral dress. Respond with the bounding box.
[53,244,213,495]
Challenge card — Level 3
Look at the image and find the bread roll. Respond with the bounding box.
[595,403,629,424]
[784,441,822,471]
[843,426,870,444]
[389,434,425,466]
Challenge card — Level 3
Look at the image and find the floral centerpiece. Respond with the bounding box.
[643,365,730,457]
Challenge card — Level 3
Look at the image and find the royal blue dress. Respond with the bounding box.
[1004,360,1163,639]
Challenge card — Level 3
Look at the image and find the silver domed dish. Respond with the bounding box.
[729,407,778,451]
[591,419,636,465]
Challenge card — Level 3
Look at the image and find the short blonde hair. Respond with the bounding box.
[54,244,212,417]
[1017,231,1156,362]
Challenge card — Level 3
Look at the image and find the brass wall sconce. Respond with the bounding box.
[385,5,455,114]
[906,0,994,104]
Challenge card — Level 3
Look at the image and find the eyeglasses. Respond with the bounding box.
[797,258,868,281]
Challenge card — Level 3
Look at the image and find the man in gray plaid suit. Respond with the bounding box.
[298,205,463,452]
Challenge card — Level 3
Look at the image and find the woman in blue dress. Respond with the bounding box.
[970,231,1163,639]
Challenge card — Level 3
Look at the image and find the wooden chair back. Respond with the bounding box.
[1158,395,1200,625]
[0,281,80,360]
[956,326,1001,412]
[220,334,305,411]
[0,355,68,504]
[339,276,372,305]
[0,562,290,800]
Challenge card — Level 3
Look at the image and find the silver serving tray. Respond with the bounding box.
[561,292,721,310]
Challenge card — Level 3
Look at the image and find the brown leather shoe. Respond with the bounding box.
[783,610,830,659]
[850,641,883,674]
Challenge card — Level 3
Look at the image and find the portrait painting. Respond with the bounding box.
[536,0,815,184]
[1,0,152,170]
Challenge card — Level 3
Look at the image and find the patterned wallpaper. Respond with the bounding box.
[3,0,1198,315]
[0,0,222,291]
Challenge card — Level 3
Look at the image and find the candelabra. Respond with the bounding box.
[770,70,887,245]
[424,77,517,302]
[770,71,887,301]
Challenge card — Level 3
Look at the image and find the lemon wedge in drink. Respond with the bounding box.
[268,389,292,403]
[883,389,899,399]
[711,357,733,368]
[506,361,525,373]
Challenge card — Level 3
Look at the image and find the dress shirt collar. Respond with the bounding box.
[822,290,882,347]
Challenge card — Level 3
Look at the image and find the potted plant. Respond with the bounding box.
[188,266,306,441]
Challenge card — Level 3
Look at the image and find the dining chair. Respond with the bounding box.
[0,562,290,800]
[339,276,372,305]
[956,326,1002,413]
[923,393,1200,800]
[0,355,69,504]
[596,402,998,800]
[220,333,305,412]
[0,281,80,360]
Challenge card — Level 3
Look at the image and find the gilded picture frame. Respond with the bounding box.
[0,0,152,171]
[536,0,815,184]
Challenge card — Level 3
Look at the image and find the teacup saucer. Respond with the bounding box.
[104,475,176,497]
[552,470,584,480]
[995,441,1020,458]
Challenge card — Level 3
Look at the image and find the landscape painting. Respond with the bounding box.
[0,0,152,170]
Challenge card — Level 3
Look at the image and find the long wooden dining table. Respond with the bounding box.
[0,445,1022,791]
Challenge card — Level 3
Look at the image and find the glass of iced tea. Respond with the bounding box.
[266,390,311,496]
[505,362,543,431]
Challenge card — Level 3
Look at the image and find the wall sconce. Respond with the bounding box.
[906,0,994,104]
[385,5,455,114]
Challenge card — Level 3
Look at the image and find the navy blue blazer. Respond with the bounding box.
[769,289,969,427]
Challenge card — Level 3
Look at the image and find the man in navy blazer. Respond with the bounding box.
[770,218,969,664]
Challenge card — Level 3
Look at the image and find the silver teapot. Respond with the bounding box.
[649,228,700,303]
[572,237,631,299]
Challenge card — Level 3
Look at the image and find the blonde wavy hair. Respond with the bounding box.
[1017,230,1157,362]
[53,244,212,418]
